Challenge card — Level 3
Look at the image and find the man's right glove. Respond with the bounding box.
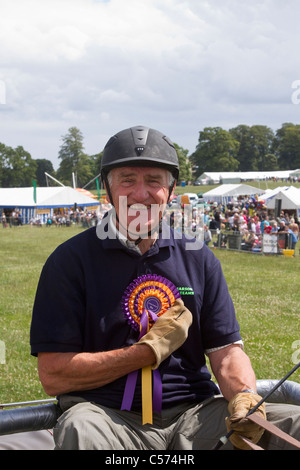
[136,299,193,369]
[225,391,267,450]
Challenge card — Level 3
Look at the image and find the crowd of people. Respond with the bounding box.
[1,207,107,228]
[164,194,299,254]
[1,210,22,227]
[1,193,299,254]
[43,209,99,228]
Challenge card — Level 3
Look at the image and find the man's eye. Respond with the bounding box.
[148,179,160,185]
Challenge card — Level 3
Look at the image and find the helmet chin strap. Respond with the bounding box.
[103,174,176,245]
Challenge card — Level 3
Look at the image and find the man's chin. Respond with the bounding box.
[126,218,160,240]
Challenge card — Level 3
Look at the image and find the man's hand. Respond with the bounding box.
[225,392,267,450]
[136,299,193,369]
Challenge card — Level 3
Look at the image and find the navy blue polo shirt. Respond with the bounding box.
[30,214,241,409]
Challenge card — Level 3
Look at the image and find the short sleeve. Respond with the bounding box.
[200,256,242,350]
[30,245,85,356]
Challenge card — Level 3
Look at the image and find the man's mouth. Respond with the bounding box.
[128,203,151,211]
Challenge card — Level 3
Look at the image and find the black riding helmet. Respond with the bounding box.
[101,125,179,182]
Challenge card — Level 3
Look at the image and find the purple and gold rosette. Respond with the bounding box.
[121,274,181,424]
[122,274,181,333]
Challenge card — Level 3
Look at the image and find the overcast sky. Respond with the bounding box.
[1,0,300,170]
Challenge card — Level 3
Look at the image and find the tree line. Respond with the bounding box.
[0,127,192,188]
[0,123,299,188]
[190,123,300,178]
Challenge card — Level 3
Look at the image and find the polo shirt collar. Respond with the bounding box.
[98,210,175,253]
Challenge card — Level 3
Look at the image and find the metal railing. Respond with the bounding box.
[210,230,295,255]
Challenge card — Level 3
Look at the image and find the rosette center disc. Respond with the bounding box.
[144,296,162,315]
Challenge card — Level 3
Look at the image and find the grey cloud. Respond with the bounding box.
[1,0,300,168]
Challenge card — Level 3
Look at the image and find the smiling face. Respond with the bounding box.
[107,166,173,240]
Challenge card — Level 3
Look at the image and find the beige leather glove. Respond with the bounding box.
[225,392,267,450]
[136,299,193,369]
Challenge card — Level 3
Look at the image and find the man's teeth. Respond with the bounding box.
[129,204,150,210]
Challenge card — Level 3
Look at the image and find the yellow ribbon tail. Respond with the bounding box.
[141,365,153,425]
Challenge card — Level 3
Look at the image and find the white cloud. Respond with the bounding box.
[1,0,300,169]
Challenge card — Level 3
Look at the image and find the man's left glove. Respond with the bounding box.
[225,392,267,450]
[136,299,193,369]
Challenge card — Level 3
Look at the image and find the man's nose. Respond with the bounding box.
[133,181,149,201]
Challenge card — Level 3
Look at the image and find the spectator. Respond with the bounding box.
[1,212,7,228]
[260,216,270,234]
[249,217,256,233]
[203,224,212,245]
[277,221,286,233]
[287,222,298,251]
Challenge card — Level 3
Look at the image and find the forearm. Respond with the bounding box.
[38,344,155,397]
[208,344,257,401]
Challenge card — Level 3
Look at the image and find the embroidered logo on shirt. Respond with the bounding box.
[177,286,195,296]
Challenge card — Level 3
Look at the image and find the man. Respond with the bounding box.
[203,224,212,245]
[30,126,299,450]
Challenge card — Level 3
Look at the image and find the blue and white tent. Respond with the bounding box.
[0,186,100,224]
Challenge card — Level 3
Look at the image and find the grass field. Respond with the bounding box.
[0,223,299,405]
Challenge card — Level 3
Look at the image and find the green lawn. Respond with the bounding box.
[212,249,300,380]
[0,224,86,403]
[0,224,299,404]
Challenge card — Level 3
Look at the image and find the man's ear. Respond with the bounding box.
[168,179,177,202]
[170,180,177,199]
[102,175,113,204]
[103,180,111,203]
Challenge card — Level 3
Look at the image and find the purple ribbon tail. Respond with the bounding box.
[152,369,162,414]
[138,309,149,339]
[121,309,163,415]
[121,370,138,411]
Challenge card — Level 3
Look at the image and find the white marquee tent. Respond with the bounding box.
[202,184,265,204]
[264,186,300,217]
[197,170,298,185]
[0,186,100,223]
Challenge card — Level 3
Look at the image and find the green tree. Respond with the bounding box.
[174,143,192,184]
[229,125,254,171]
[229,125,276,171]
[0,142,8,186]
[262,153,279,171]
[80,151,103,192]
[89,151,103,178]
[0,143,37,187]
[56,127,93,187]
[250,125,275,171]
[273,123,300,169]
[35,159,55,186]
[190,127,240,177]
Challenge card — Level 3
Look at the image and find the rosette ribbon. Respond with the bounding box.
[121,274,181,424]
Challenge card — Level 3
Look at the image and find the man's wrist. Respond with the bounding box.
[133,343,156,367]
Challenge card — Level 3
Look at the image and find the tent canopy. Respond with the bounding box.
[0,186,99,208]
[202,184,265,204]
[197,170,297,184]
[264,186,300,211]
